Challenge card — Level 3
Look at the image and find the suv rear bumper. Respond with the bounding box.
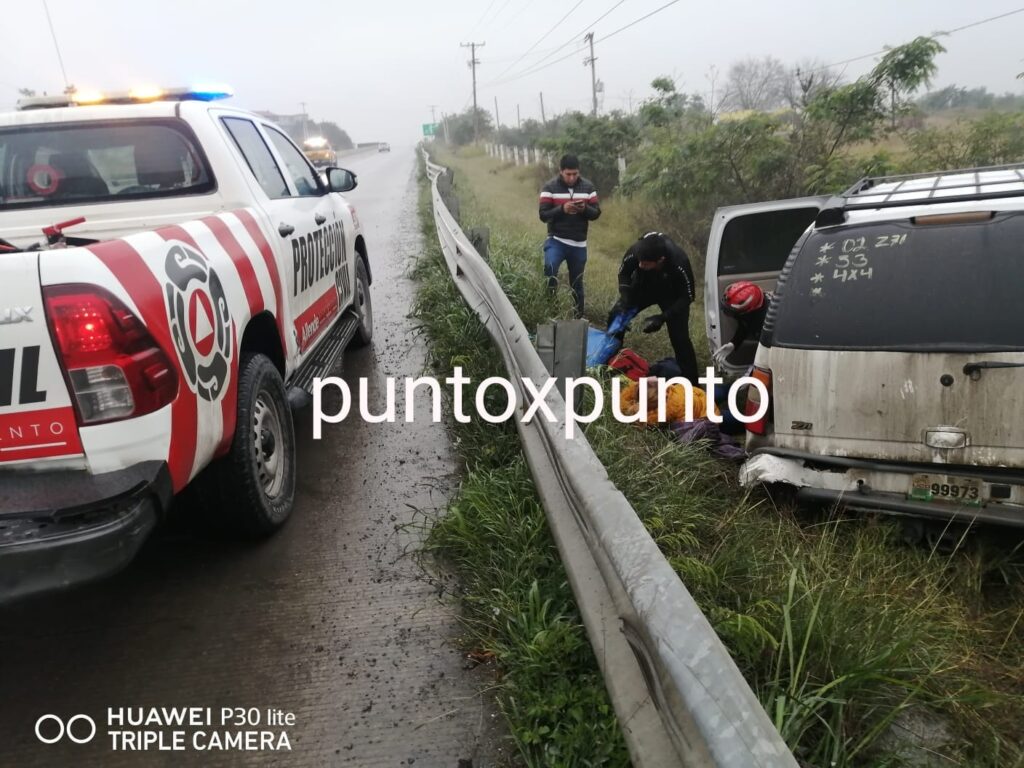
[0,462,172,602]
[742,449,1024,528]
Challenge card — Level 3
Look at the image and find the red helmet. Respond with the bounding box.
[722,281,765,315]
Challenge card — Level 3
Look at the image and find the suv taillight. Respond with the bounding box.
[43,285,178,424]
[744,365,773,435]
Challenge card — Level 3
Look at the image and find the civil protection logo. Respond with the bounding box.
[164,242,234,402]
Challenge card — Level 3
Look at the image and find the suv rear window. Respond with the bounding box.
[720,206,819,275]
[0,119,214,210]
[767,212,1024,352]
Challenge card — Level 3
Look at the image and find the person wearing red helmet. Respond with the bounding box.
[712,280,771,369]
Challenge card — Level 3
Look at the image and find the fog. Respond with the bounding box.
[2,0,1022,144]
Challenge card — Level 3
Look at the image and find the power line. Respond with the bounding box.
[598,0,682,43]
[813,6,1024,73]
[42,0,70,92]
[501,0,628,81]
[486,0,514,29]
[467,0,499,35]
[490,0,682,86]
[499,0,540,28]
[487,0,586,83]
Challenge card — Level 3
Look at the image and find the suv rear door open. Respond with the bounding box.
[704,197,828,367]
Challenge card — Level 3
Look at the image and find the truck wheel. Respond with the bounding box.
[212,352,296,537]
[351,258,373,347]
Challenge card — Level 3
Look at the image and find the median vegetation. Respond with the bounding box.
[416,37,1024,765]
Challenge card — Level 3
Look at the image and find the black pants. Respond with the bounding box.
[628,293,699,382]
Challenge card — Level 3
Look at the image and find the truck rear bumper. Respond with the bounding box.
[0,461,172,603]
[741,450,1024,528]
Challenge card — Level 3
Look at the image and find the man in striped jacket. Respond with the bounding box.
[538,154,601,316]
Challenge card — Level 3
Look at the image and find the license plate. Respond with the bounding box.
[909,474,984,505]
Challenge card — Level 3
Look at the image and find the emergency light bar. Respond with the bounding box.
[15,85,234,111]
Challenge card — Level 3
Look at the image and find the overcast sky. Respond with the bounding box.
[2,0,1023,144]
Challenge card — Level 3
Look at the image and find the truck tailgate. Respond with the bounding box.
[0,252,82,465]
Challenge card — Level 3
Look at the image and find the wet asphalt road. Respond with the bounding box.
[0,148,503,766]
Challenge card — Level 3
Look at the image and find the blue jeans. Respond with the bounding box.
[543,238,587,315]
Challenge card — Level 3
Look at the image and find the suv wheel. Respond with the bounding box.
[351,258,373,347]
[208,352,296,537]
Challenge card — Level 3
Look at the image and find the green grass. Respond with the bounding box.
[416,145,1024,767]
[413,168,629,767]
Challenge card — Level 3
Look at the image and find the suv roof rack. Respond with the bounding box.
[815,162,1024,226]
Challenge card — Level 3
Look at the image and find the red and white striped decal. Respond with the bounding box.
[83,210,288,490]
[88,239,199,491]
[231,209,287,351]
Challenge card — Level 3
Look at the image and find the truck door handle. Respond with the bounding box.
[278,223,295,237]
[314,213,327,225]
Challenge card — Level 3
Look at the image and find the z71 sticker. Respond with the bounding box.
[165,243,234,402]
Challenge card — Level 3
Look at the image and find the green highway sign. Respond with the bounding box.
[422,122,439,137]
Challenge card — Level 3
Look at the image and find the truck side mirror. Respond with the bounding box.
[327,167,357,193]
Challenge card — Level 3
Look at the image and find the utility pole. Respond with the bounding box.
[428,104,438,124]
[300,102,309,140]
[494,96,501,131]
[443,113,450,143]
[460,42,484,141]
[539,92,546,124]
[516,104,521,129]
[584,33,598,117]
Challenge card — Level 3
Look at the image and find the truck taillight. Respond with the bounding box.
[43,285,178,424]
[744,366,773,436]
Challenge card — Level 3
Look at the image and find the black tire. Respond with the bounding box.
[351,257,373,347]
[209,352,296,538]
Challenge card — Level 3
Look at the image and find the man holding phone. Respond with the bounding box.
[538,154,601,316]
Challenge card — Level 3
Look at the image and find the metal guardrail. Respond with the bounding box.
[423,152,798,768]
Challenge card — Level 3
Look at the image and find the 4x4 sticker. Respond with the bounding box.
[165,243,234,402]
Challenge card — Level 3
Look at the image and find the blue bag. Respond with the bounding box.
[586,307,640,367]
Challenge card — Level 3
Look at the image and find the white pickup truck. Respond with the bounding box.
[0,87,373,600]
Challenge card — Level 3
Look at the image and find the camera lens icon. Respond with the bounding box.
[35,714,96,744]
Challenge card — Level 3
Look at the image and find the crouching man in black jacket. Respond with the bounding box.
[538,154,601,316]
[611,232,700,382]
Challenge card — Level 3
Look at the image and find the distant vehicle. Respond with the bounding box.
[705,164,1024,529]
[378,142,390,153]
[303,136,337,167]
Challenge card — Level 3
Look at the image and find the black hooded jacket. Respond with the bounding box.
[617,234,696,319]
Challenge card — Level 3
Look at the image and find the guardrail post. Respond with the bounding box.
[535,319,588,398]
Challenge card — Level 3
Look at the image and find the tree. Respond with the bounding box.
[783,60,845,112]
[870,36,946,128]
[317,121,353,150]
[638,77,707,128]
[538,111,639,193]
[723,56,789,112]
[444,107,494,146]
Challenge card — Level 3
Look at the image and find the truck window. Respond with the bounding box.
[264,127,322,197]
[0,119,214,210]
[769,213,1024,352]
[719,207,818,275]
[222,117,289,199]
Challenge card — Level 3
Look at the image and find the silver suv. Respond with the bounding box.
[705,165,1024,528]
